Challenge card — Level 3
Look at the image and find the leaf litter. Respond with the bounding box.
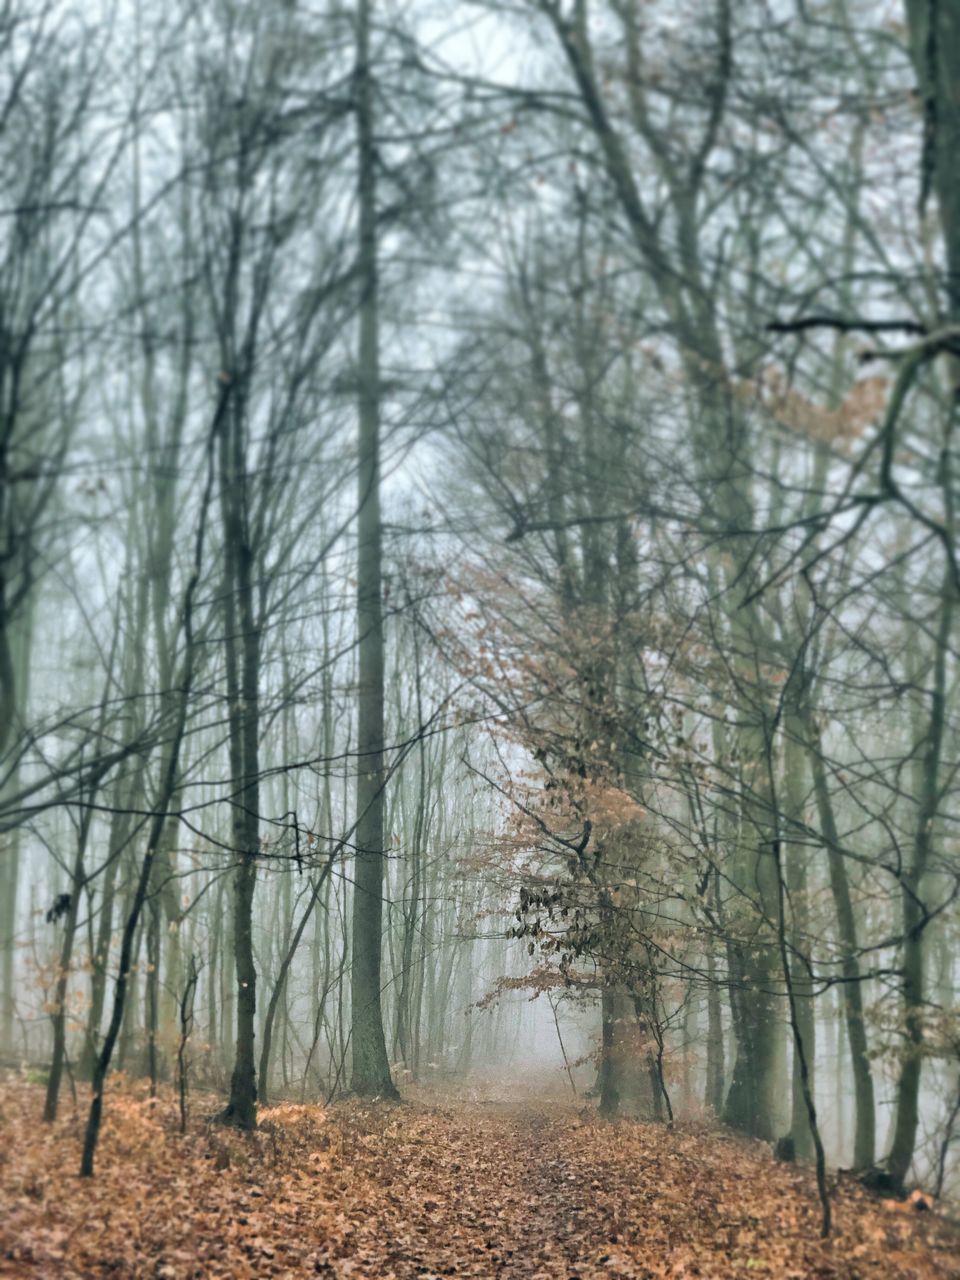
[0,1079,957,1278]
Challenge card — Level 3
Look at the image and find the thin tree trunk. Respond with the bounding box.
[705,940,725,1115]
[784,714,816,1158]
[44,804,95,1122]
[887,570,954,1185]
[217,385,261,1129]
[79,402,217,1177]
[260,869,332,1106]
[806,714,876,1170]
[349,0,396,1101]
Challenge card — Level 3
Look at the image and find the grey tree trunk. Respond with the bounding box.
[219,470,261,1129]
[44,804,94,1121]
[394,630,427,1069]
[887,569,954,1185]
[0,603,32,1052]
[259,870,331,1106]
[784,714,816,1159]
[704,944,725,1116]
[805,714,876,1170]
[349,0,397,1101]
[80,439,215,1175]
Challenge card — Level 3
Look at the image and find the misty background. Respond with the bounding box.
[2,0,959,1198]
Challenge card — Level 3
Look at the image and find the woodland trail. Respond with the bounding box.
[331,1100,612,1277]
[323,1097,957,1279]
[1,1079,958,1279]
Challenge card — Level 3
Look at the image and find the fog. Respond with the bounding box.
[1,0,958,1229]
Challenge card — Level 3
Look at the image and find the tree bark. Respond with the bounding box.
[805,714,876,1170]
[887,568,954,1185]
[349,0,397,1101]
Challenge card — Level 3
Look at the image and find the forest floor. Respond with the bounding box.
[0,1076,958,1279]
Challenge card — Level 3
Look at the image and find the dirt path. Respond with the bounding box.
[1,1080,957,1278]
[332,1103,603,1276]
[319,1097,958,1279]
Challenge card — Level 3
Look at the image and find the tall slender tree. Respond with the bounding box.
[350,0,398,1100]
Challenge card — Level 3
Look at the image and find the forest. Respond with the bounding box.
[1,0,960,1275]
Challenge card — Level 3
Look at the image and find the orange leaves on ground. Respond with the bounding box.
[883,1188,937,1215]
[1,1078,957,1278]
[0,1080,352,1279]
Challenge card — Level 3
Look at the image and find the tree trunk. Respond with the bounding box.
[887,570,953,1185]
[704,943,725,1115]
[44,806,94,1122]
[79,424,215,1177]
[597,986,620,1118]
[349,0,397,1101]
[805,716,876,1169]
[217,383,261,1128]
[784,714,816,1158]
[259,872,331,1106]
